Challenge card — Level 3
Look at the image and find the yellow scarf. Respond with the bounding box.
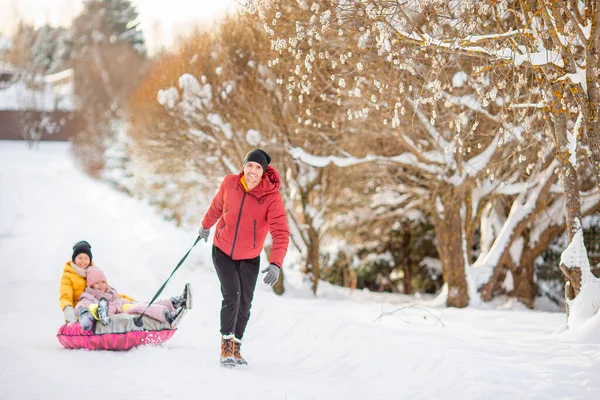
[241,175,262,192]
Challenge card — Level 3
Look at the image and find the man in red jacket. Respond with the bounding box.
[199,148,289,367]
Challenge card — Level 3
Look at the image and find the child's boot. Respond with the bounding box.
[171,283,192,310]
[164,307,186,327]
[97,297,110,325]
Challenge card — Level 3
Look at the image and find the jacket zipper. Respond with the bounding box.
[217,224,225,239]
[253,219,257,249]
[229,192,247,258]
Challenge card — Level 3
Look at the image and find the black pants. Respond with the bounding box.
[212,245,260,339]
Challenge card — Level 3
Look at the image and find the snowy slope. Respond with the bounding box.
[0,141,598,400]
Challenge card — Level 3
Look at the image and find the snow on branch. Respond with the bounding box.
[470,160,559,286]
[393,28,565,68]
[442,93,499,122]
[288,147,442,174]
[505,50,565,68]
[509,102,545,109]
[461,134,499,178]
[556,65,587,93]
[289,146,376,167]
[406,98,451,151]
[464,30,533,43]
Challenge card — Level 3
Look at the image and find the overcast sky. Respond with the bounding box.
[0,0,239,53]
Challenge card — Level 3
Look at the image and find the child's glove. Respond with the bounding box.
[261,264,280,286]
[63,306,76,323]
[78,311,94,332]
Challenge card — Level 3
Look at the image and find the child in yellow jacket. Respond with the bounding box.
[59,240,133,323]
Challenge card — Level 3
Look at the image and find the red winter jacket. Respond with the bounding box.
[202,166,290,267]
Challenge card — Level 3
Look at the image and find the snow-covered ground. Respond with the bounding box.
[0,140,599,400]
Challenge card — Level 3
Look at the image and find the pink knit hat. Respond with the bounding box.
[86,266,107,288]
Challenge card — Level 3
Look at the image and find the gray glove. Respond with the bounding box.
[262,263,280,286]
[198,227,210,242]
[63,306,76,323]
[78,311,95,332]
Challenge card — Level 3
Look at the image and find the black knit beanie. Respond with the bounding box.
[72,240,92,262]
[243,149,271,173]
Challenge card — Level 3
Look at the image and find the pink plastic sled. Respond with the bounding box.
[57,316,177,351]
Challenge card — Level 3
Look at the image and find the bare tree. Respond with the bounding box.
[249,0,565,307]
[262,0,600,322]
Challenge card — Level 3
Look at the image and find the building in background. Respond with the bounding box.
[0,60,83,142]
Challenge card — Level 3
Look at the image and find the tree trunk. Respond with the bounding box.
[264,244,285,295]
[550,88,584,301]
[401,229,413,294]
[433,195,469,307]
[511,253,535,309]
[273,268,285,295]
[583,23,600,193]
[480,255,509,302]
[306,225,320,295]
[584,125,600,192]
[514,224,565,307]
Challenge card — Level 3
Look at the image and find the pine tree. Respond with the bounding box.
[6,23,71,73]
[71,0,145,55]
[68,0,147,176]
[30,26,71,73]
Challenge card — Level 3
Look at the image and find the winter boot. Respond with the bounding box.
[164,307,186,328]
[171,283,192,310]
[233,337,248,365]
[220,334,236,367]
[97,298,110,326]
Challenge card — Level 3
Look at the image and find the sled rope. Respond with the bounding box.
[134,235,201,327]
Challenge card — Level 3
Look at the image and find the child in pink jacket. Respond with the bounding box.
[75,266,191,331]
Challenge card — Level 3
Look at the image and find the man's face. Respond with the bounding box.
[243,161,263,187]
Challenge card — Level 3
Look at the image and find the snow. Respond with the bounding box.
[207,113,233,140]
[465,30,532,43]
[289,146,375,167]
[0,35,11,51]
[514,50,565,68]
[470,161,558,288]
[561,220,600,328]
[157,87,179,109]
[557,66,587,94]
[43,69,74,84]
[1,141,600,400]
[288,146,441,175]
[0,79,75,112]
[178,73,212,110]
[452,71,468,88]
[246,129,262,146]
[461,134,499,178]
[394,29,565,68]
